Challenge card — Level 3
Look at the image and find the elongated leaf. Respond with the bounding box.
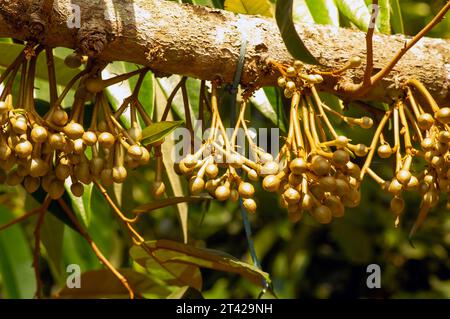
[103,63,133,128]
[103,62,154,128]
[275,0,318,65]
[131,240,271,287]
[137,72,155,127]
[28,188,78,231]
[335,0,374,31]
[156,76,200,129]
[389,0,404,34]
[167,286,203,299]
[224,0,273,17]
[141,121,184,146]
[154,89,189,244]
[57,269,171,298]
[3,45,79,109]
[41,213,65,283]
[133,196,212,215]
[34,75,75,109]
[0,205,36,298]
[305,0,339,26]
[61,187,120,273]
[0,43,81,86]
[251,87,287,133]
[62,224,102,272]
[64,179,93,228]
[409,202,431,239]
[378,0,391,34]
[131,245,203,291]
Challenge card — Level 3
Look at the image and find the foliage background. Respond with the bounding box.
[0,0,449,299]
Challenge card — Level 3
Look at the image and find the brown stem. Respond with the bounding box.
[0,0,448,104]
[16,61,28,109]
[0,62,20,101]
[349,1,450,97]
[406,79,439,113]
[393,105,402,172]
[94,181,137,223]
[360,110,392,179]
[363,0,378,87]
[181,82,194,153]
[199,80,206,133]
[134,99,153,126]
[0,201,45,232]
[45,47,58,106]
[42,0,54,18]
[24,49,41,111]
[161,77,186,121]
[47,69,87,117]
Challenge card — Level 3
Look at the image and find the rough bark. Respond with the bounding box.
[0,0,448,105]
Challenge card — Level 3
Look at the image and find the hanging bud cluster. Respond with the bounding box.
[362,78,450,234]
[176,58,374,223]
[0,47,154,199]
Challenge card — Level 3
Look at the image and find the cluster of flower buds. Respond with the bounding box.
[361,79,450,233]
[174,85,263,213]
[177,60,374,223]
[0,91,151,199]
[0,48,153,199]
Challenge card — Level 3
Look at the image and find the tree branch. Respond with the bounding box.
[0,0,448,105]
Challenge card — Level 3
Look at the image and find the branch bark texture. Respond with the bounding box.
[0,0,448,105]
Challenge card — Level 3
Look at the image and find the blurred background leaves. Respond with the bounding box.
[0,0,449,299]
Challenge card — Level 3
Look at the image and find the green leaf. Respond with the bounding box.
[224,0,273,17]
[28,188,78,232]
[156,76,200,128]
[132,196,212,215]
[104,62,154,128]
[154,84,190,243]
[389,0,404,34]
[131,245,203,291]
[62,224,102,272]
[131,240,271,288]
[251,87,287,133]
[57,269,171,298]
[41,213,65,283]
[0,205,36,298]
[378,0,391,34]
[34,76,75,109]
[0,43,81,87]
[162,130,190,244]
[167,286,204,299]
[137,72,155,127]
[64,180,93,228]
[305,0,339,26]
[60,187,120,273]
[1,46,80,108]
[141,121,184,146]
[335,0,374,31]
[275,0,319,65]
